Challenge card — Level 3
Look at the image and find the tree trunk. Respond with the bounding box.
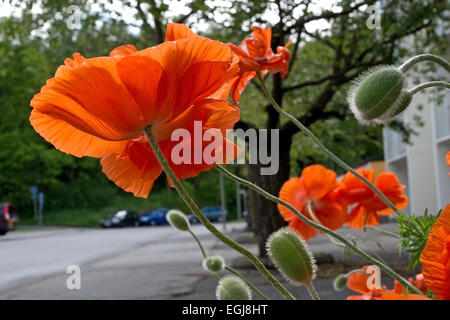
[246,132,292,257]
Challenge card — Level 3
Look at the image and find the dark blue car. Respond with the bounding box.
[139,208,169,226]
[187,206,227,224]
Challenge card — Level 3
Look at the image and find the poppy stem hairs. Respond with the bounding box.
[216,165,423,295]
[143,126,296,300]
[255,73,403,216]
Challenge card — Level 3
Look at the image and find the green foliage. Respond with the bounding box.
[0,0,447,228]
[397,209,440,269]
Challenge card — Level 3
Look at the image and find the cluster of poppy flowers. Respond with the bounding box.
[29,22,449,300]
[277,164,408,240]
[30,23,291,198]
[345,204,450,300]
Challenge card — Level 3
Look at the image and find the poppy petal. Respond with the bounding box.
[100,139,165,198]
[116,55,167,124]
[109,44,137,57]
[165,23,195,41]
[420,204,450,300]
[347,267,370,294]
[288,216,318,241]
[229,71,257,104]
[31,57,145,141]
[313,195,346,231]
[300,165,338,200]
[251,26,272,53]
[346,204,379,229]
[278,177,306,221]
[30,110,127,158]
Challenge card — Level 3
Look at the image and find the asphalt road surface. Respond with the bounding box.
[0,223,225,299]
[0,222,403,299]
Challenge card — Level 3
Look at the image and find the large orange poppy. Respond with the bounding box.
[277,165,346,241]
[420,204,450,300]
[338,169,408,229]
[227,26,291,104]
[30,23,240,197]
[346,266,429,300]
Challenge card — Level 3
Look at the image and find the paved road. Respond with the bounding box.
[0,222,406,299]
[0,224,219,299]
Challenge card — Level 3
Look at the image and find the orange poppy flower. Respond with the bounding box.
[277,165,346,241]
[226,26,292,103]
[338,169,408,229]
[30,23,241,197]
[346,266,430,300]
[420,204,450,300]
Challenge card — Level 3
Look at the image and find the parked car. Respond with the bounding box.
[0,202,18,236]
[187,206,228,224]
[100,210,140,228]
[139,208,169,226]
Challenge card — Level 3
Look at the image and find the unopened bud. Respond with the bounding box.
[202,255,225,273]
[266,228,317,286]
[216,276,252,300]
[333,273,348,291]
[166,209,190,231]
[348,66,411,125]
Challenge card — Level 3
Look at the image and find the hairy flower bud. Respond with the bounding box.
[333,273,348,291]
[216,276,252,300]
[266,228,317,286]
[202,255,225,273]
[166,209,190,231]
[348,66,412,125]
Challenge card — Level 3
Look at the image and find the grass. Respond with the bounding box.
[20,189,189,228]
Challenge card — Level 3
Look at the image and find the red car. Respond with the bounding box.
[0,203,19,236]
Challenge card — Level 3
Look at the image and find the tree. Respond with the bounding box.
[1,1,447,255]
[205,0,448,256]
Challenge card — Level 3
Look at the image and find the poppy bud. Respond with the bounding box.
[202,255,225,273]
[166,209,190,231]
[333,273,348,291]
[348,66,412,125]
[216,276,252,300]
[266,228,317,286]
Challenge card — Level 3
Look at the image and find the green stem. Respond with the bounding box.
[367,226,400,239]
[408,81,450,96]
[188,227,268,299]
[225,266,270,300]
[307,202,345,248]
[144,127,296,300]
[399,54,450,73]
[188,230,207,258]
[256,73,402,215]
[216,165,423,295]
[306,282,320,300]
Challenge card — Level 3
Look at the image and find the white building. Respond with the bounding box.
[383,78,450,216]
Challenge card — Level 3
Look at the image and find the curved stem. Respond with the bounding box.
[307,202,345,248]
[144,127,296,300]
[256,73,403,215]
[306,282,320,300]
[408,81,450,96]
[188,229,265,294]
[225,266,270,300]
[188,230,207,258]
[399,54,450,73]
[216,165,423,295]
